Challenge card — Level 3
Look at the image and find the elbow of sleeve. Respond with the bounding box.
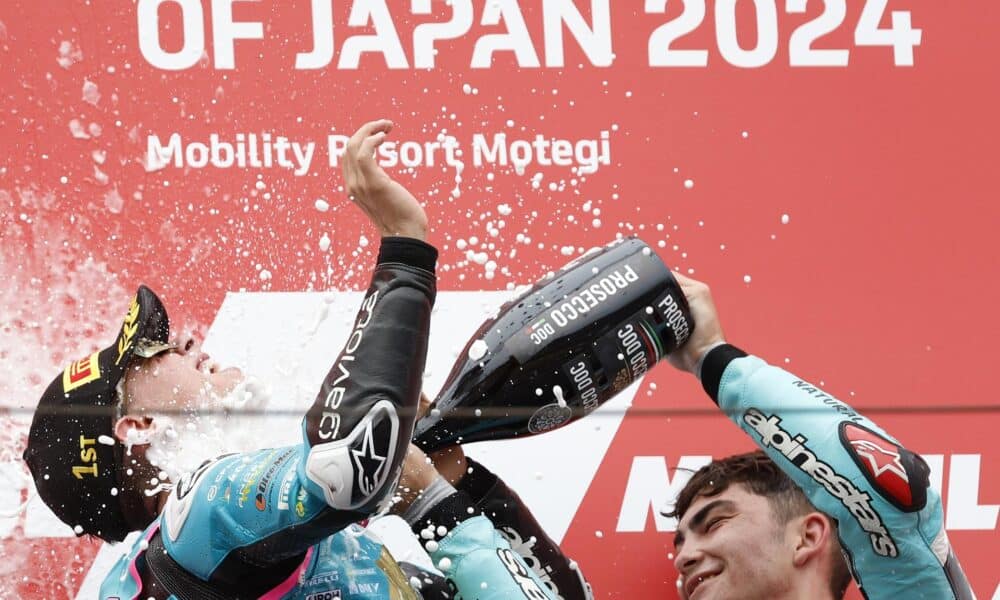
[304,398,406,513]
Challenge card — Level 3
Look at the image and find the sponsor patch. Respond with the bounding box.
[743,408,899,558]
[254,448,295,511]
[841,422,927,512]
[497,548,552,600]
[305,591,341,600]
[62,352,101,392]
[277,458,300,510]
[296,487,308,518]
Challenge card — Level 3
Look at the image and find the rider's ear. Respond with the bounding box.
[114,415,155,445]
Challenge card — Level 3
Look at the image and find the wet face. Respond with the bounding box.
[673,485,797,600]
[121,337,243,416]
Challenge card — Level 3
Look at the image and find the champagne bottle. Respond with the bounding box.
[415,237,693,451]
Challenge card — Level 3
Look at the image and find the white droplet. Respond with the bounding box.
[73,525,83,535]
[259,269,272,281]
[319,233,331,252]
[553,385,566,408]
[468,339,488,360]
[684,179,694,189]
[595,530,604,538]
[743,274,752,284]
[424,540,440,553]
[436,525,448,537]
[98,435,116,446]
[780,214,790,225]
[438,557,452,571]
[82,80,101,105]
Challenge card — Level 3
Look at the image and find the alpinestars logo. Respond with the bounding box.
[497,548,552,600]
[742,408,899,558]
[351,423,387,497]
[841,423,922,511]
[500,526,559,596]
[851,440,905,478]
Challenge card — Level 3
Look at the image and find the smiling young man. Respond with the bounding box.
[665,273,975,600]
[670,452,851,599]
[22,120,556,600]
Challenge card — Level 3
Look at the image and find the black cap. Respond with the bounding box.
[23,285,170,542]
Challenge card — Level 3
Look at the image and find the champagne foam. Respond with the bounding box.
[145,377,271,484]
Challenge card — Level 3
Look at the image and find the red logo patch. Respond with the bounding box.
[842,423,912,508]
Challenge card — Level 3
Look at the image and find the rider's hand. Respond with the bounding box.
[667,272,727,375]
[342,119,428,241]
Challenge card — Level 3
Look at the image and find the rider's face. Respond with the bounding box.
[673,484,798,600]
[121,337,243,416]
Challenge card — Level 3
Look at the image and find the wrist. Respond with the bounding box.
[693,340,729,379]
[429,445,468,487]
[376,237,437,272]
[698,343,749,404]
[380,223,427,241]
[400,476,461,528]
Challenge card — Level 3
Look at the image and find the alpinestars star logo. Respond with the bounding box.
[842,423,917,509]
[852,439,907,480]
[351,423,387,497]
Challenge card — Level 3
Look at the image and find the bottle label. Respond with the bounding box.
[562,355,601,415]
[527,403,574,434]
[596,317,662,394]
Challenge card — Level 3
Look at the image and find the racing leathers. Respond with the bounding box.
[98,238,555,600]
[456,458,593,600]
[699,344,975,600]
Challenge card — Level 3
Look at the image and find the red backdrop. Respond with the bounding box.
[1,1,997,597]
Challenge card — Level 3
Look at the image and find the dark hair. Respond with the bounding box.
[666,451,852,598]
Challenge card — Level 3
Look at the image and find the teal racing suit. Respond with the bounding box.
[700,344,975,600]
[98,238,555,600]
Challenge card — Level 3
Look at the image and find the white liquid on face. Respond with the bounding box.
[145,377,271,484]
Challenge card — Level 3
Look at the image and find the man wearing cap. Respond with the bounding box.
[23,120,557,600]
